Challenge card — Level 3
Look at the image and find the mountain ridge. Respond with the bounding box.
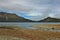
[39,17,60,22]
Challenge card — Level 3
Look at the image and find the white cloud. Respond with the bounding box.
[49,6,60,19]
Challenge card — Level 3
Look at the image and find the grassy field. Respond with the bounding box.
[0,25,60,40]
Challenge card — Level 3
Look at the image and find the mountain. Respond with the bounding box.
[39,17,60,22]
[1,12,60,22]
[0,12,34,22]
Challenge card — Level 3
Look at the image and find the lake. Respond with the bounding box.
[0,22,60,29]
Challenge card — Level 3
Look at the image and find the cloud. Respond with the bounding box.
[0,0,60,21]
[0,0,32,12]
[49,6,60,19]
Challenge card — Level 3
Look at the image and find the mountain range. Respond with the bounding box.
[0,12,60,22]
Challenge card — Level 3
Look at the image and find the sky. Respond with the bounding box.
[0,0,60,21]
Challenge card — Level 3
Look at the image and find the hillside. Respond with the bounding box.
[39,17,60,22]
[0,12,34,22]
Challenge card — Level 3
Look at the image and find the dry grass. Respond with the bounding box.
[0,35,26,40]
[32,24,60,29]
[0,26,60,40]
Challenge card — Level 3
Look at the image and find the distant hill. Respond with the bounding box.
[0,12,34,22]
[39,17,60,22]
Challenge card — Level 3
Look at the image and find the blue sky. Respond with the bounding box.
[0,0,60,21]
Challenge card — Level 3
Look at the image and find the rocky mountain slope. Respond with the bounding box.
[0,12,34,22]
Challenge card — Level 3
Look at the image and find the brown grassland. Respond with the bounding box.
[32,24,60,29]
[0,25,60,40]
